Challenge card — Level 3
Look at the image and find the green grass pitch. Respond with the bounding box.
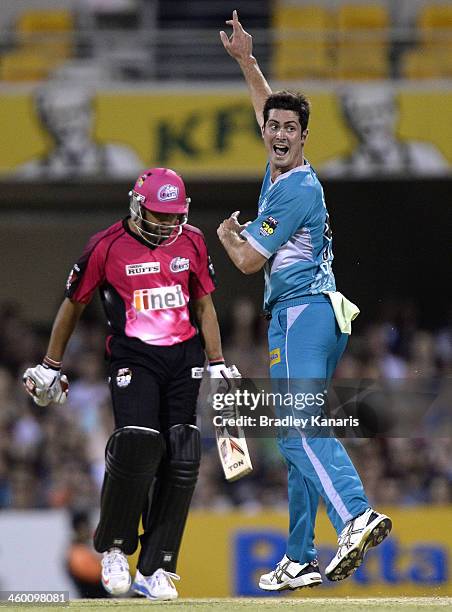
[4,598,451,612]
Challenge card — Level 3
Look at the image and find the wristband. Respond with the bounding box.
[208,359,225,367]
[43,356,62,371]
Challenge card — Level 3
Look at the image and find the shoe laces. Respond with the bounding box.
[272,556,297,581]
[337,521,354,551]
[102,548,128,574]
[337,514,367,555]
[154,569,180,588]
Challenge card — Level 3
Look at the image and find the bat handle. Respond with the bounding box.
[220,370,232,392]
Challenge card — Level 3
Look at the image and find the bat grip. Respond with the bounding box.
[220,370,232,392]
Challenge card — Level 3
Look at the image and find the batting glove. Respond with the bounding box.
[208,361,241,394]
[23,364,69,407]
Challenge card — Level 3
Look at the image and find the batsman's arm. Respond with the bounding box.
[220,10,272,128]
[191,294,224,363]
[45,298,86,363]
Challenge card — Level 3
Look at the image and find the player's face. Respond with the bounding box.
[263,109,307,172]
[144,210,179,238]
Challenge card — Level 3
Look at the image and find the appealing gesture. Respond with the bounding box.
[217,211,250,242]
[220,9,254,64]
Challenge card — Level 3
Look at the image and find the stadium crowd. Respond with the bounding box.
[0,297,450,512]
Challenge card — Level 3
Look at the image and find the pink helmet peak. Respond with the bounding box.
[132,168,189,214]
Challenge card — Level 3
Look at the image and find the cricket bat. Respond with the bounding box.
[214,368,253,481]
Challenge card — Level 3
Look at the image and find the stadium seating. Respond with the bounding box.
[402,47,452,79]
[272,2,390,81]
[0,9,74,82]
[16,9,74,58]
[401,4,452,79]
[16,9,73,34]
[335,3,390,79]
[272,3,333,79]
[0,51,63,82]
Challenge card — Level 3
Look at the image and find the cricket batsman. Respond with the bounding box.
[23,168,235,600]
[217,11,392,590]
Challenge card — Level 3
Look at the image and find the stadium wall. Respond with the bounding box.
[1,508,451,598]
[175,507,452,597]
[1,87,451,175]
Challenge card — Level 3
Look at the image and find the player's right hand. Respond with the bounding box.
[23,364,69,407]
[220,10,253,63]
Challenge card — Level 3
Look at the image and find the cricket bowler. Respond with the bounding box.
[217,11,392,591]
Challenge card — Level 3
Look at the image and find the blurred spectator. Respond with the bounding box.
[0,302,43,377]
[65,351,112,490]
[222,297,269,377]
[429,476,451,505]
[0,297,450,510]
[66,510,104,599]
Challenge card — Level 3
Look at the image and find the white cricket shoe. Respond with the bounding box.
[325,508,392,581]
[132,568,180,600]
[101,548,131,595]
[259,555,322,591]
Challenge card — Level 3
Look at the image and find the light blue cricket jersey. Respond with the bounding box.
[241,162,336,312]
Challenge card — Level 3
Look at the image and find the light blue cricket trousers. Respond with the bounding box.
[268,295,369,564]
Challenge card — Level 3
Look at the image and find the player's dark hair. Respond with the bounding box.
[263,90,311,132]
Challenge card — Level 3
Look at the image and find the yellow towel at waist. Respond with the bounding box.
[324,291,360,335]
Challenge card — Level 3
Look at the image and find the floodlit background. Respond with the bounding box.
[0,0,451,600]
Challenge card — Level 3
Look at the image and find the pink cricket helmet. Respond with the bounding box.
[131,168,189,214]
[129,168,190,247]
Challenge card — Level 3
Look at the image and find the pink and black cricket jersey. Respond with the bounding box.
[65,219,216,346]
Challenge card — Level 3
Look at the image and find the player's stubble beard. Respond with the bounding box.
[129,218,172,246]
[264,131,306,179]
[269,143,304,178]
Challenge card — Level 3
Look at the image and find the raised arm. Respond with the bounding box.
[220,9,272,128]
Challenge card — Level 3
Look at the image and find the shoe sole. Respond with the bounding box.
[326,516,392,582]
[102,575,131,595]
[259,572,322,592]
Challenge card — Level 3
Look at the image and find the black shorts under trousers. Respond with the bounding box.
[108,334,205,432]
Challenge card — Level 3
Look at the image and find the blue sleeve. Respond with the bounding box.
[241,181,315,259]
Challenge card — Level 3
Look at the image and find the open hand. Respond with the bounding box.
[219,10,253,63]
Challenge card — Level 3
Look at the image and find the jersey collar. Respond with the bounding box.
[122,216,157,250]
[270,161,311,187]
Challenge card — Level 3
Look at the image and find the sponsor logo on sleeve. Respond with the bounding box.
[208,255,217,286]
[66,263,80,291]
[269,347,281,367]
[259,216,279,237]
[133,285,186,311]
[126,262,160,276]
[116,368,132,388]
[157,184,179,202]
[170,257,190,273]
